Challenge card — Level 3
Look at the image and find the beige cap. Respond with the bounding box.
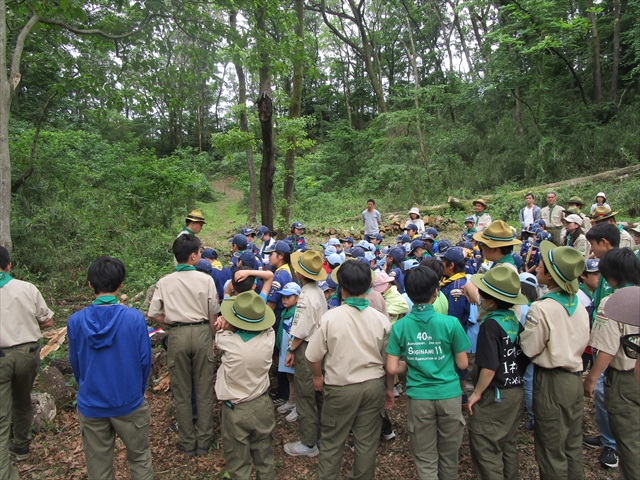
[564,214,583,226]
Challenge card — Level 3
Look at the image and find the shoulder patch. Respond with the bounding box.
[524,314,539,329]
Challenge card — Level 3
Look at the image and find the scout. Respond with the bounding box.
[472,198,492,232]
[215,291,277,480]
[540,192,565,245]
[590,206,634,249]
[467,266,529,480]
[566,196,592,230]
[179,209,206,237]
[286,222,307,252]
[583,249,640,479]
[561,214,590,258]
[0,247,54,479]
[283,250,328,458]
[306,260,394,479]
[387,266,470,480]
[148,234,220,456]
[520,241,590,479]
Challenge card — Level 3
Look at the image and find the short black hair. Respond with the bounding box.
[367,199,375,204]
[499,246,514,255]
[336,260,371,296]
[443,258,466,274]
[586,223,620,249]
[0,246,10,270]
[479,290,514,310]
[232,266,255,293]
[87,256,126,294]
[520,283,538,303]
[599,248,640,287]
[419,257,444,280]
[173,234,201,262]
[405,266,439,304]
[525,193,534,199]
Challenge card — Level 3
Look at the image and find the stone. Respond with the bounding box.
[49,356,73,375]
[37,366,75,409]
[30,392,56,434]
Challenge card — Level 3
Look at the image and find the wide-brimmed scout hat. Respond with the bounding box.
[590,206,618,223]
[291,250,327,280]
[540,240,585,294]
[408,207,420,217]
[330,257,375,284]
[603,287,640,327]
[564,214,583,226]
[630,225,640,235]
[471,266,528,305]
[472,198,487,208]
[221,291,276,331]
[186,209,206,224]
[473,220,522,248]
[567,196,584,206]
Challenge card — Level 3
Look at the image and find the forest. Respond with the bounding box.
[2,0,640,297]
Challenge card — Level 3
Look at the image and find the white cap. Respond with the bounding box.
[564,214,583,226]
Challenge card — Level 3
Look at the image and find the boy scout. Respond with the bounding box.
[306,260,394,479]
[283,250,328,457]
[215,291,277,480]
[540,192,565,245]
[590,206,634,249]
[0,247,54,479]
[520,241,590,479]
[148,234,220,456]
[472,198,492,232]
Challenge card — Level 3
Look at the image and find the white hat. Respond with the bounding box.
[564,214,583,226]
[408,207,420,216]
[595,192,606,201]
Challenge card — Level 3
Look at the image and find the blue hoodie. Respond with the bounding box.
[68,304,151,418]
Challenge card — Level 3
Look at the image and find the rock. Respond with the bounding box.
[49,356,73,375]
[31,392,56,434]
[149,331,168,348]
[120,294,128,303]
[151,350,167,380]
[37,366,75,409]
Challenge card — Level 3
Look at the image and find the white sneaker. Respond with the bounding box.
[284,440,319,457]
[393,383,403,397]
[277,402,296,414]
[285,406,299,423]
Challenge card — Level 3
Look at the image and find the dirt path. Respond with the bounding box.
[198,178,246,249]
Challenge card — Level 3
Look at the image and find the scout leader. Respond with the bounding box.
[215,290,277,480]
[520,241,590,480]
[467,266,529,480]
[283,250,328,458]
[540,192,565,245]
[472,198,492,233]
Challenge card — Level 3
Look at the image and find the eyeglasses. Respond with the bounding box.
[620,334,640,360]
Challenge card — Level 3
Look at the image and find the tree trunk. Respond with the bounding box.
[256,5,275,229]
[610,0,620,103]
[588,4,603,105]
[513,85,524,135]
[282,0,304,226]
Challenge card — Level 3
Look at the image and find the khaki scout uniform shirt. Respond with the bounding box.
[474,213,492,232]
[0,279,53,348]
[290,282,327,342]
[520,289,590,372]
[215,328,275,403]
[306,304,391,386]
[619,228,634,250]
[540,205,565,228]
[148,270,220,324]
[590,296,639,371]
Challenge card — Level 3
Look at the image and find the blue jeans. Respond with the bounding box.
[524,363,534,423]
[595,369,616,450]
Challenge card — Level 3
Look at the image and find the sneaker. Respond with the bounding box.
[284,441,319,457]
[381,429,396,441]
[8,444,29,461]
[169,419,179,432]
[277,402,296,414]
[599,447,619,469]
[177,444,196,457]
[524,422,534,432]
[272,397,286,407]
[196,446,209,456]
[393,383,403,397]
[285,407,299,423]
[583,435,602,449]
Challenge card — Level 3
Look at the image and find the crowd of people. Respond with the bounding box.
[1,192,639,480]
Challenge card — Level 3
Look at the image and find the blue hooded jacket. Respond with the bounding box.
[68,304,151,418]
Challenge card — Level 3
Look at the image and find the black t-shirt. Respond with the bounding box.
[475,318,529,389]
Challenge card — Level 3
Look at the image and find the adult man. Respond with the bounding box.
[179,209,206,237]
[590,207,634,249]
[472,198,492,233]
[67,256,153,480]
[566,196,592,230]
[362,199,381,242]
[148,234,220,456]
[540,192,565,245]
[519,193,541,230]
[0,247,54,479]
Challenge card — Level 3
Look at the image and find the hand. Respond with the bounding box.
[384,389,395,409]
[313,374,324,392]
[583,376,596,398]
[284,351,295,367]
[468,391,482,415]
[215,317,233,331]
[234,270,251,283]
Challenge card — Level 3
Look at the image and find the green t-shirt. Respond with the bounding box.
[433,291,449,315]
[387,304,471,400]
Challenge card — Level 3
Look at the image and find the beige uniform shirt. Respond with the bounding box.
[290,282,327,342]
[520,289,590,372]
[366,290,389,318]
[474,213,492,232]
[570,234,590,258]
[306,304,391,386]
[0,279,53,348]
[215,328,275,403]
[590,296,639,371]
[148,270,219,324]
[580,214,592,231]
[540,205,565,228]
[620,228,634,250]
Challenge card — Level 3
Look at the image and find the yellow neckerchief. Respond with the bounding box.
[276,264,292,275]
[440,272,466,288]
[210,259,223,271]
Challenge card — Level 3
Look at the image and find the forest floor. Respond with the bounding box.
[20,179,622,479]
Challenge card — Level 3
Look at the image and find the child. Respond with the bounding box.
[463,216,476,237]
[215,291,276,479]
[340,236,354,254]
[224,266,274,300]
[372,271,409,322]
[275,282,302,423]
[228,234,248,273]
[405,223,420,240]
[317,277,340,309]
[286,222,306,252]
[419,258,450,315]
[518,272,539,431]
[202,248,232,303]
[384,246,407,294]
[425,227,440,253]
[407,207,425,233]
[387,266,470,479]
[524,230,550,274]
[409,240,428,260]
[257,226,276,265]
[467,266,529,479]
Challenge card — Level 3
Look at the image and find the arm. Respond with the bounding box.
[468,368,495,415]
[386,354,407,375]
[385,370,395,409]
[267,301,277,311]
[139,318,152,393]
[148,314,167,325]
[455,351,469,370]
[534,206,541,221]
[583,352,613,398]
[284,337,305,367]
[209,315,218,335]
[39,318,54,330]
[309,360,324,392]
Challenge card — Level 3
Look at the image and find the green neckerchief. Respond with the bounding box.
[494,253,516,267]
[484,309,520,343]
[175,264,196,272]
[541,290,578,316]
[277,305,296,344]
[236,330,261,342]
[579,283,593,301]
[344,297,369,311]
[182,227,195,235]
[93,295,118,305]
[0,272,13,288]
[617,224,624,232]
[593,275,613,314]
[474,213,482,227]
[463,227,477,235]
[328,293,338,302]
[565,232,572,246]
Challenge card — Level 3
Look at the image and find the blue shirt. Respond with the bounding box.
[267,265,293,321]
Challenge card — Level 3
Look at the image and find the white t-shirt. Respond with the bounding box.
[522,207,534,228]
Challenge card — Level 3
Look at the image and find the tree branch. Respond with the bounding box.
[547,47,588,107]
[510,88,542,134]
[9,13,39,86]
[36,12,168,40]
[319,0,362,55]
